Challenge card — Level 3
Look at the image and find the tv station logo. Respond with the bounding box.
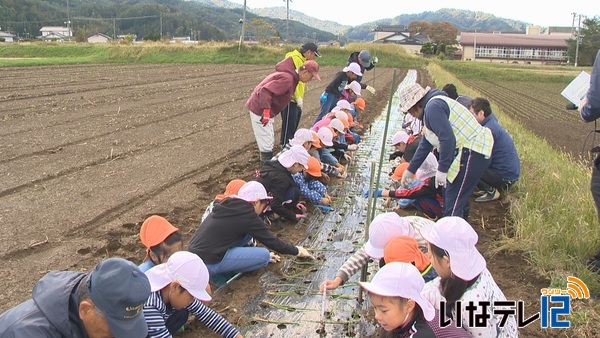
[439,276,590,329]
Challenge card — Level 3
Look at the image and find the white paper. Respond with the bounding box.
[561,71,591,105]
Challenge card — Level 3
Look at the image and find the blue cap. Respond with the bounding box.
[359,50,371,68]
[88,258,151,338]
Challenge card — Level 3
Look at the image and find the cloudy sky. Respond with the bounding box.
[227,0,597,28]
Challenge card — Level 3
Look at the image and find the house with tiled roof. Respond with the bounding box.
[0,30,16,42]
[373,25,430,54]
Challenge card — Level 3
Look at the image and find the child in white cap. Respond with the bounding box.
[188,181,314,277]
[359,262,469,337]
[321,213,432,291]
[143,251,242,338]
[420,217,518,337]
[314,63,362,124]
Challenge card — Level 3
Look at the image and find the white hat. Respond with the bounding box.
[236,181,272,202]
[359,262,434,321]
[335,100,352,111]
[289,128,314,147]
[419,216,486,280]
[363,212,415,259]
[334,111,349,122]
[278,145,310,169]
[317,127,334,147]
[343,62,363,76]
[344,81,362,96]
[145,251,212,301]
[391,131,409,146]
[329,119,345,133]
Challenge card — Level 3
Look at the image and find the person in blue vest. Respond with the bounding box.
[468,97,521,202]
[579,49,600,273]
[398,83,493,220]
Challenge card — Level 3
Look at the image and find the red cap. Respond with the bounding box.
[302,60,321,81]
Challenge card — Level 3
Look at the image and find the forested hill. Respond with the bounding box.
[0,0,336,42]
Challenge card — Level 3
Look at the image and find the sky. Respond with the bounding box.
[226,0,598,28]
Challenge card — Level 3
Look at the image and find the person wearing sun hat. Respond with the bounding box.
[292,156,332,206]
[143,251,242,338]
[341,80,362,103]
[256,145,311,224]
[359,262,469,337]
[0,257,151,338]
[399,82,493,220]
[201,179,246,223]
[139,215,184,273]
[314,62,362,124]
[420,217,518,337]
[271,128,315,163]
[189,181,315,276]
[246,57,320,166]
[383,236,438,282]
[321,213,433,292]
[279,42,322,148]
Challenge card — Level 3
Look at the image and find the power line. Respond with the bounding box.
[72,15,159,21]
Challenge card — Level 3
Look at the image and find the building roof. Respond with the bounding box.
[374,25,408,33]
[0,31,16,37]
[40,26,70,32]
[460,32,568,48]
[88,33,112,39]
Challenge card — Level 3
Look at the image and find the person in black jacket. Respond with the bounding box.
[256,145,310,223]
[348,50,376,94]
[188,181,314,277]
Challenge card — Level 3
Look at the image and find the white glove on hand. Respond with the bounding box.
[372,56,379,65]
[269,252,282,263]
[578,97,588,112]
[400,170,415,188]
[366,85,376,95]
[296,246,316,259]
[435,171,447,188]
[296,98,304,110]
[347,144,358,151]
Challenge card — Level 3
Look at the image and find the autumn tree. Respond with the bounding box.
[408,21,431,35]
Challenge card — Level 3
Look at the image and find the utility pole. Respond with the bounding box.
[284,0,292,43]
[575,13,583,67]
[239,0,246,50]
[160,12,163,40]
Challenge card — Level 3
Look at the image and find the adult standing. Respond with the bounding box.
[280,42,321,147]
[468,97,521,202]
[399,84,493,220]
[246,58,320,165]
[579,49,600,272]
[347,50,376,94]
[0,258,151,338]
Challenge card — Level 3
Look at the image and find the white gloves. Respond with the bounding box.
[435,171,447,188]
[365,85,376,95]
[296,246,316,259]
[269,252,281,263]
[400,170,415,188]
[347,144,358,151]
[296,97,304,110]
[372,56,379,65]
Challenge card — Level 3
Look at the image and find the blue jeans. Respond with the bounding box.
[319,148,338,166]
[205,235,270,275]
[315,92,338,125]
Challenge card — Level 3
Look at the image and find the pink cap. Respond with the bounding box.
[420,216,486,280]
[289,128,314,147]
[335,100,352,111]
[236,181,272,202]
[359,262,435,321]
[343,62,363,76]
[392,131,410,145]
[317,127,334,147]
[363,212,415,259]
[278,145,310,169]
[145,251,212,301]
[344,81,362,96]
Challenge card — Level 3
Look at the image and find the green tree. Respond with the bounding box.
[421,42,435,55]
[248,18,278,43]
[568,16,600,66]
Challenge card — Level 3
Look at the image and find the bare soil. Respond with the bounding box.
[0,63,590,337]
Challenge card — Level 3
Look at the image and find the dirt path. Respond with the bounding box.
[0,64,579,337]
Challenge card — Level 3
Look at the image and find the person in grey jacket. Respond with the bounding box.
[0,258,151,338]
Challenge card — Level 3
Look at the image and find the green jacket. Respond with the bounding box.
[284,49,306,103]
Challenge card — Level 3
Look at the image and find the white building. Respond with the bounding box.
[87,33,112,43]
[39,26,73,41]
[0,31,16,42]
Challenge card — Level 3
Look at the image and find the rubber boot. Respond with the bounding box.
[260,151,273,167]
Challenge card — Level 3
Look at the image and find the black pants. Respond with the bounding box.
[280,102,302,147]
[477,168,518,192]
[591,156,600,260]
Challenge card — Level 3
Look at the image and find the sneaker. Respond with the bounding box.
[475,189,500,203]
[472,189,487,197]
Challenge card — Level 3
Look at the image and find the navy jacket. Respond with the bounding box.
[347,52,375,89]
[0,271,88,338]
[481,113,521,180]
[581,50,600,122]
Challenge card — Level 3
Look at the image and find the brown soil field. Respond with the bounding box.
[0,63,592,337]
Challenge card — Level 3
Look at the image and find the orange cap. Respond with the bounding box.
[346,112,356,126]
[140,215,179,259]
[354,98,366,110]
[383,236,431,272]
[311,130,322,149]
[391,162,410,181]
[215,179,246,200]
[306,157,322,177]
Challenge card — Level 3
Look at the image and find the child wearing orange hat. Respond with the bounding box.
[201,179,246,223]
[383,236,438,282]
[139,215,183,273]
[292,157,331,206]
